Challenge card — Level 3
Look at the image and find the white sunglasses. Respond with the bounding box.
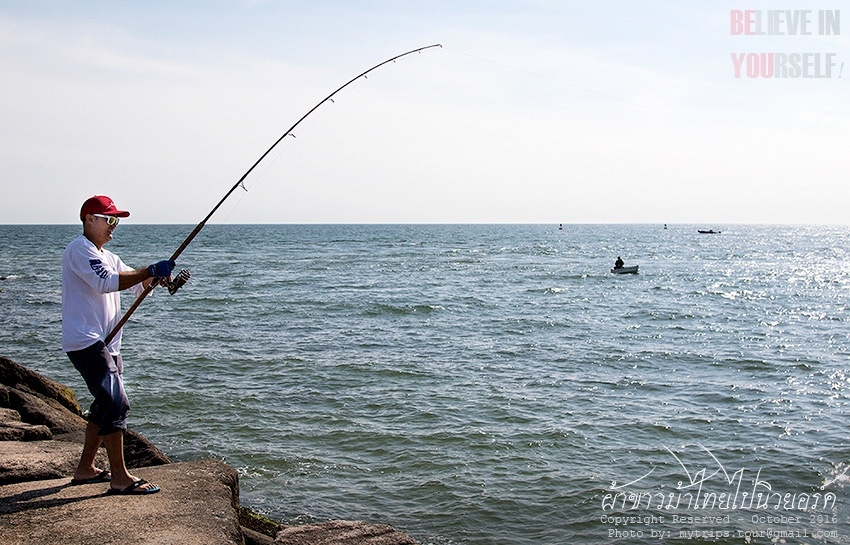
[92,213,120,226]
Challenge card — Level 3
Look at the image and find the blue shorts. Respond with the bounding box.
[67,341,130,435]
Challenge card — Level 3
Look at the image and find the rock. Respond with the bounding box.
[0,356,80,414]
[0,407,20,421]
[124,428,172,468]
[0,440,108,485]
[0,403,53,441]
[240,506,282,537]
[0,421,52,441]
[5,387,86,434]
[0,460,244,545]
[243,526,277,545]
[275,520,418,545]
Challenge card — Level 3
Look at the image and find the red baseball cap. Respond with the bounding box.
[79,195,130,221]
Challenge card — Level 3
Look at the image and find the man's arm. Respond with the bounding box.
[117,260,175,291]
[117,268,153,291]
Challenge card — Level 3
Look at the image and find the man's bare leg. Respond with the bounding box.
[101,429,158,491]
[72,421,108,481]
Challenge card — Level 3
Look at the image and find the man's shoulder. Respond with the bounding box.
[65,236,123,267]
[65,234,89,248]
[64,235,90,257]
[64,235,110,263]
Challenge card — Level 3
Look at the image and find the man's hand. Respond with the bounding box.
[148,260,176,279]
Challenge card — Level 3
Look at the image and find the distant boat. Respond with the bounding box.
[697,229,720,234]
[611,265,639,274]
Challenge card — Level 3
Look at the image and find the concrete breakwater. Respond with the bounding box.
[0,355,418,545]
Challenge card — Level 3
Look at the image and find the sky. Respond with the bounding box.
[2,0,848,224]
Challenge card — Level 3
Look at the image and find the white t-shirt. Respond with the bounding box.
[61,234,142,354]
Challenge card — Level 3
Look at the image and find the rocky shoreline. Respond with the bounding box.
[0,355,418,545]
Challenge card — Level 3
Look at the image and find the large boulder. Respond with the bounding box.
[4,386,85,435]
[0,356,80,414]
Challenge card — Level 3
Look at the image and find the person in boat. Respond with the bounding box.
[62,195,175,495]
[614,256,624,269]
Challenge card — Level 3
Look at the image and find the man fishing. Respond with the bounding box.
[62,195,175,495]
[53,47,438,496]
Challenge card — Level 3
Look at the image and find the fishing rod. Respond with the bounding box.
[104,43,442,345]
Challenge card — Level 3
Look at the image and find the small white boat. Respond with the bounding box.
[610,265,639,274]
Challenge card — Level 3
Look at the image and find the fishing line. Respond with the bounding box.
[104,44,442,344]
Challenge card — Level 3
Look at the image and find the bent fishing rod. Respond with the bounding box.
[104,43,442,345]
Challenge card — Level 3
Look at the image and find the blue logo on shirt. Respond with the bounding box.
[89,259,109,280]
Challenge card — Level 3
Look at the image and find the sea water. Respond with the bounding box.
[0,224,848,544]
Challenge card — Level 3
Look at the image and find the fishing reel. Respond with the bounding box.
[166,269,191,295]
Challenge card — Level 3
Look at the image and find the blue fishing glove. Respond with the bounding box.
[148,259,176,278]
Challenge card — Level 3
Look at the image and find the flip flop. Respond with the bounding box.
[70,470,111,485]
[107,479,161,495]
